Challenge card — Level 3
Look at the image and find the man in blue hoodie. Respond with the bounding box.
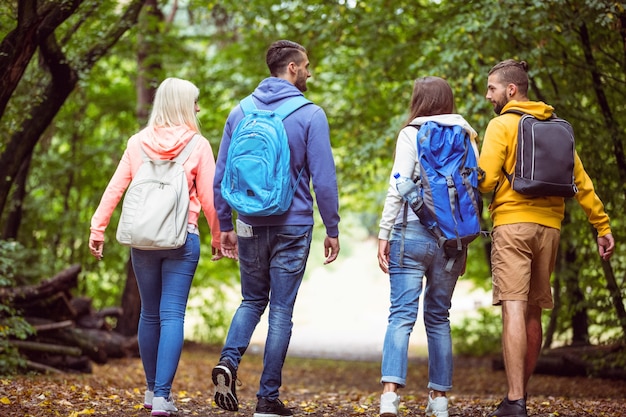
[211,40,341,417]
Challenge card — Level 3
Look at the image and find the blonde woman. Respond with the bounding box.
[89,78,222,416]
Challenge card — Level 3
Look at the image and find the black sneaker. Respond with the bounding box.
[212,359,238,411]
[254,397,293,417]
[490,396,527,417]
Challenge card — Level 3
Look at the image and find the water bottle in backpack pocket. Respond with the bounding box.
[394,173,440,237]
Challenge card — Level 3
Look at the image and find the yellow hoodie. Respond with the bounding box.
[478,100,611,236]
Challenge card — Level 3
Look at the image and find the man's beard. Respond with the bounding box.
[493,99,506,115]
[295,70,308,92]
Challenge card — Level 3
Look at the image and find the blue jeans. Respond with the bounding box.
[131,233,200,398]
[220,225,313,400]
[381,221,464,391]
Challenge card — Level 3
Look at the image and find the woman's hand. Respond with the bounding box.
[89,239,104,260]
[211,247,225,261]
[378,239,390,274]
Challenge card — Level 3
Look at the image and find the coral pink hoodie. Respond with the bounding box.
[90,125,220,249]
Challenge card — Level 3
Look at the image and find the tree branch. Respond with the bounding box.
[0,0,83,117]
[0,0,144,217]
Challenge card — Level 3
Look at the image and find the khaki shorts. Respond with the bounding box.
[491,223,560,309]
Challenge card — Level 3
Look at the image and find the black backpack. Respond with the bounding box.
[502,110,578,197]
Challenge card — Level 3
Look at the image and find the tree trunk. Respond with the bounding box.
[1,152,32,240]
[570,284,590,346]
[0,0,144,219]
[115,0,167,337]
[116,258,141,337]
[578,21,626,196]
[592,223,626,337]
[0,0,83,117]
[135,0,164,124]
[563,242,589,345]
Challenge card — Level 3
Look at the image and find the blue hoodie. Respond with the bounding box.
[214,77,340,237]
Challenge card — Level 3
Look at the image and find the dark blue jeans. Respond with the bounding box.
[131,233,200,399]
[220,224,313,400]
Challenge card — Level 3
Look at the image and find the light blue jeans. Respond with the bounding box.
[381,220,464,391]
[131,233,200,399]
[219,225,313,400]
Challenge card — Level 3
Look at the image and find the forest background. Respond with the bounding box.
[1,0,625,374]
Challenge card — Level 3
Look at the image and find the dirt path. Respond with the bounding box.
[2,343,625,417]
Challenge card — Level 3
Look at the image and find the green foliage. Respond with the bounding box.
[451,307,502,357]
[0,241,35,375]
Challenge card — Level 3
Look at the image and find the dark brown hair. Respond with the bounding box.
[266,40,307,76]
[403,76,455,127]
[488,59,529,96]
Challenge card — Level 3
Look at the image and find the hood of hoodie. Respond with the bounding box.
[251,77,304,106]
[136,125,197,160]
[410,114,478,141]
[501,100,554,120]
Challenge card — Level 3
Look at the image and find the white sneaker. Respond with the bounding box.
[380,391,400,417]
[151,396,178,416]
[425,391,448,417]
[144,390,154,409]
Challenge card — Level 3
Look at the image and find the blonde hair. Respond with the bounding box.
[148,78,200,131]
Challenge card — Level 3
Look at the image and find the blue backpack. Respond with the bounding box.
[409,121,484,270]
[221,95,311,216]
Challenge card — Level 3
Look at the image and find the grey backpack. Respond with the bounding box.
[116,135,199,250]
[502,110,578,198]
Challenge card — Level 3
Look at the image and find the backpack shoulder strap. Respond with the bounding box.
[239,95,257,116]
[174,134,200,164]
[501,109,525,116]
[499,110,527,184]
[274,96,312,120]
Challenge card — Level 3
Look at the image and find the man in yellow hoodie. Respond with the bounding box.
[479,59,615,417]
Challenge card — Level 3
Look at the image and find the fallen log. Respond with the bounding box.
[0,264,81,303]
[37,355,93,373]
[10,340,82,357]
[492,343,626,380]
[32,320,74,332]
[4,264,139,374]
[24,360,63,374]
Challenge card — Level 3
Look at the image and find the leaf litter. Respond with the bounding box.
[1,342,625,416]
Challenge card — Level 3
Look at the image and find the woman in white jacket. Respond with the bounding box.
[377,76,478,417]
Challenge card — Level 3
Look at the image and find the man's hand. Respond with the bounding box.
[323,236,340,264]
[220,230,239,260]
[598,233,615,261]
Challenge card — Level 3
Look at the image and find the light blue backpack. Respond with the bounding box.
[221,95,311,216]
